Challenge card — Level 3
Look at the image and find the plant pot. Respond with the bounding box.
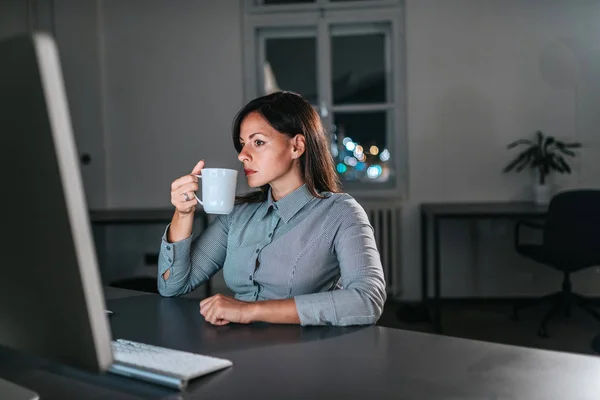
[533,184,552,206]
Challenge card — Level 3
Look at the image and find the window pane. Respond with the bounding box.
[331,31,387,104]
[264,37,317,104]
[261,0,315,4]
[331,111,392,183]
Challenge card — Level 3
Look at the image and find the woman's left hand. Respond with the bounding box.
[199,294,255,325]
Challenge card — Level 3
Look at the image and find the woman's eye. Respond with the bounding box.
[254,140,265,146]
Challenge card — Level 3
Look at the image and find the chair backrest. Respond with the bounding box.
[544,189,600,267]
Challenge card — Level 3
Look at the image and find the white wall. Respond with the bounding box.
[100,0,245,209]
[402,0,600,300]
[53,0,107,210]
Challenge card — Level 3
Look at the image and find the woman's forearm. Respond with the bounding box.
[167,210,195,242]
[162,211,194,280]
[250,298,300,324]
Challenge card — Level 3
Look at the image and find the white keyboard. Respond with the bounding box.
[108,339,232,390]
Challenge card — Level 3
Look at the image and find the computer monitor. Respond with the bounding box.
[0,31,113,381]
[0,33,233,395]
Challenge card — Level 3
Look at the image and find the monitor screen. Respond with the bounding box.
[0,33,112,372]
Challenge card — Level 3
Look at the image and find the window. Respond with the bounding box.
[261,28,318,104]
[243,1,405,197]
[261,0,315,4]
[248,0,396,12]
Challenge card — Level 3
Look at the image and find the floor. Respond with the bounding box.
[377,300,600,357]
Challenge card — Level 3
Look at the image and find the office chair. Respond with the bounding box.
[512,189,600,338]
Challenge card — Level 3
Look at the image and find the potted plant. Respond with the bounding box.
[503,130,581,205]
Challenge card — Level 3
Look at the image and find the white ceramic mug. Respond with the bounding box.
[192,168,238,214]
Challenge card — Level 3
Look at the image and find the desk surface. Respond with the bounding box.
[422,201,548,218]
[1,290,600,399]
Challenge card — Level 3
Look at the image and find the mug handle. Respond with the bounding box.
[192,174,203,206]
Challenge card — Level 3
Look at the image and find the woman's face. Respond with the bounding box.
[237,111,302,188]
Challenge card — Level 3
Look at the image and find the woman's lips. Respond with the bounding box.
[244,169,257,176]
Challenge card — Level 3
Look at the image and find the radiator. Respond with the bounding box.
[358,200,402,296]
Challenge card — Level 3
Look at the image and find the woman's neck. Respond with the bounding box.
[270,169,305,201]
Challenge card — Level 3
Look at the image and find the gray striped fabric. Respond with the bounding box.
[157,184,387,326]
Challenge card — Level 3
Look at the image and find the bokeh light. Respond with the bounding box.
[380,149,390,162]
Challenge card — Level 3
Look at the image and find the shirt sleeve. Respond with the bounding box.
[294,198,387,326]
[157,214,229,297]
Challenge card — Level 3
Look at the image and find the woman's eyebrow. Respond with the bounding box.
[240,132,265,142]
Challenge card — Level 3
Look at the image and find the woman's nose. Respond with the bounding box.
[238,149,250,163]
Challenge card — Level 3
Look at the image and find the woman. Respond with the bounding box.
[158,91,386,326]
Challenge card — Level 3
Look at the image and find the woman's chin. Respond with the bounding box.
[246,175,266,188]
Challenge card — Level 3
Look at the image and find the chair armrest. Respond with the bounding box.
[514,220,545,249]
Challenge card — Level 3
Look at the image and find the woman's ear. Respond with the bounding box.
[292,134,306,159]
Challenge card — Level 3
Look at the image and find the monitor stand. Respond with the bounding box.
[0,377,39,400]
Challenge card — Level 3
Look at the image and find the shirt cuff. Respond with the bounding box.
[294,292,337,326]
[158,224,193,276]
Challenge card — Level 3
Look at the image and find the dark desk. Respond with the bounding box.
[2,288,600,399]
[421,202,548,333]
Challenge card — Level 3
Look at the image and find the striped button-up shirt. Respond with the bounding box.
[157,184,387,326]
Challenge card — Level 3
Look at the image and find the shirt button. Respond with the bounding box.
[268,233,272,237]
[256,249,260,253]
[166,245,171,250]
[249,275,252,281]
[167,258,172,263]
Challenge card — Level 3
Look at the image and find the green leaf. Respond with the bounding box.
[536,131,544,148]
[504,146,538,172]
[515,162,531,172]
[558,147,575,157]
[548,157,564,173]
[557,157,572,173]
[507,139,532,149]
[543,136,555,149]
[531,151,546,167]
[503,151,530,172]
[515,153,534,172]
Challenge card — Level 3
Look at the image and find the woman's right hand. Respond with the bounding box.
[170,160,204,215]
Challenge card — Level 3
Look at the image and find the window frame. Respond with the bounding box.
[245,0,401,15]
[243,4,407,198]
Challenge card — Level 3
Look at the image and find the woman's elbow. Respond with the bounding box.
[365,285,387,324]
[157,276,186,298]
[157,282,176,298]
[367,272,387,311]
[343,283,386,326]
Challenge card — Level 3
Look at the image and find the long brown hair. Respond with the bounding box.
[233,91,341,203]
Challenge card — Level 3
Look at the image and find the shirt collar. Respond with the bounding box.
[262,184,315,223]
